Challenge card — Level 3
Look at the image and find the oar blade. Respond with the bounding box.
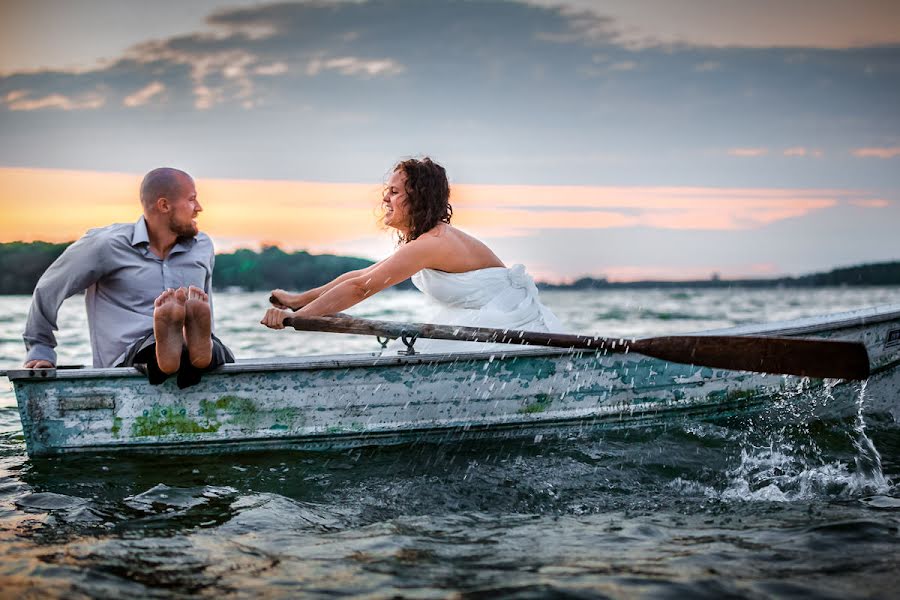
[632,335,871,381]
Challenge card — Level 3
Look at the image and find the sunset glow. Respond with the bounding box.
[0,167,875,250]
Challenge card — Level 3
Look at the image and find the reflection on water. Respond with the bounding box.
[1,288,899,597]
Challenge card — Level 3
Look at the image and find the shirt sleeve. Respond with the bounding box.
[205,242,216,334]
[23,231,107,365]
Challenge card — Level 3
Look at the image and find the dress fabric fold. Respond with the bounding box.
[390,264,563,354]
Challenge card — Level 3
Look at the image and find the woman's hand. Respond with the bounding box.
[269,289,300,310]
[260,307,294,329]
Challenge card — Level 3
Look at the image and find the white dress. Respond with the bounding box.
[391,264,563,354]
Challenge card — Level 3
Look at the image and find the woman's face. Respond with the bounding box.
[382,169,411,231]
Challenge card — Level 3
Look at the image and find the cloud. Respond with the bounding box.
[305,56,405,78]
[0,1,898,190]
[850,198,891,208]
[123,81,166,107]
[254,62,288,76]
[728,148,768,157]
[5,89,105,111]
[451,183,842,232]
[783,147,823,158]
[852,147,900,159]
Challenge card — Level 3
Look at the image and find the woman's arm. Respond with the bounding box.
[261,239,435,328]
[270,260,385,310]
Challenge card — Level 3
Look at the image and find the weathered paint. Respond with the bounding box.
[132,405,220,437]
[519,393,553,414]
[7,304,900,456]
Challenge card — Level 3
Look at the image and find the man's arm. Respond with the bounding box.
[205,249,216,334]
[23,232,106,367]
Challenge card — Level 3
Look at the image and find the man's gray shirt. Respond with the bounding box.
[24,217,216,368]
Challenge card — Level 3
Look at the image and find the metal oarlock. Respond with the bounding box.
[399,333,418,355]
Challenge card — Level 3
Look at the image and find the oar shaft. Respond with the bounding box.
[282,315,871,380]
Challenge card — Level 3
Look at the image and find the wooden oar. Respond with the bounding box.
[281,314,871,380]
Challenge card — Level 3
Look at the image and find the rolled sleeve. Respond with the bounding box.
[25,343,57,365]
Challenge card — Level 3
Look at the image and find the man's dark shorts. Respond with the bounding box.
[118,332,234,389]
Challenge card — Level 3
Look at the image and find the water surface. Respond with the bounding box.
[1,288,899,597]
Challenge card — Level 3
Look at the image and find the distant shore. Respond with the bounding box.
[537,260,900,290]
[1,241,898,294]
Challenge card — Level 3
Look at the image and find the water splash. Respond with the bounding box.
[848,381,890,491]
[718,380,890,502]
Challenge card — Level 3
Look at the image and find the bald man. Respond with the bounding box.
[23,167,233,388]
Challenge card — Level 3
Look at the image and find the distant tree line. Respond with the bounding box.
[1,241,899,294]
[0,242,71,294]
[537,261,900,290]
[0,242,415,294]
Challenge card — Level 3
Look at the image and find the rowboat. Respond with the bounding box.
[4,303,900,457]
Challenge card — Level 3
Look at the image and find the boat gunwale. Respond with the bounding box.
[2,347,582,381]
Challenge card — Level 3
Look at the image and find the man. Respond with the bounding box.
[23,167,233,388]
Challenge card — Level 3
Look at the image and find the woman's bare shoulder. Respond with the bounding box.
[413,224,503,271]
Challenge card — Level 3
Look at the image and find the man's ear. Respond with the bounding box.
[156,196,170,213]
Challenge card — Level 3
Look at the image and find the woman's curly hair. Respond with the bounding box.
[391,157,453,244]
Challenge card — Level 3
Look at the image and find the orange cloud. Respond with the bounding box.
[123,82,166,107]
[5,89,105,111]
[852,147,900,159]
[451,184,838,230]
[784,147,825,158]
[849,198,890,208]
[727,148,768,157]
[0,168,854,252]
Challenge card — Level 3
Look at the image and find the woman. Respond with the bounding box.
[260,157,561,351]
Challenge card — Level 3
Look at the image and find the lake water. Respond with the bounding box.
[1,288,899,598]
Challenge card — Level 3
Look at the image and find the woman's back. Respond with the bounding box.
[415,224,504,273]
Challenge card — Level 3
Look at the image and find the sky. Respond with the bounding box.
[1,0,898,282]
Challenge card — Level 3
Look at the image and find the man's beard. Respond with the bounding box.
[169,217,198,238]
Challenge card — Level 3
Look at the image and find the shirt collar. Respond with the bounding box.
[131,216,197,252]
[131,217,150,247]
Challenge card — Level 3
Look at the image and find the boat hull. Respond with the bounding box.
[8,305,900,456]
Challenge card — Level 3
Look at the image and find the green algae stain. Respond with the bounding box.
[519,393,553,414]
[111,416,123,438]
[199,395,262,430]
[132,406,220,437]
[200,395,257,417]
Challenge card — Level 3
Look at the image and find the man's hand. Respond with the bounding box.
[260,307,293,330]
[25,359,54,369]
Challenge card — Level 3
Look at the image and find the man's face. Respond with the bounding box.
[166,176,202,238]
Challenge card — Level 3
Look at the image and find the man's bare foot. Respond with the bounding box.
[154,288,186,374]
[184,286,213,369]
